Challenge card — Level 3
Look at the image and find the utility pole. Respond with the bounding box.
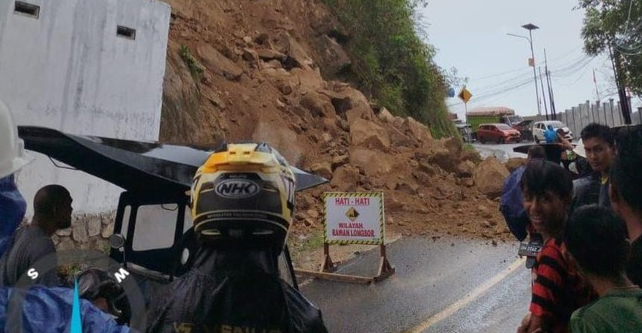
[544,49,557,120]
[524,24,542,118]
[608,45,633,124]
[507,23,541,118]
[539,67,549,118]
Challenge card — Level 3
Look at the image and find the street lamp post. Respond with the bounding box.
[507,23,542,118]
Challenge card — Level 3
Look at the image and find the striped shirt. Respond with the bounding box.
[530,238,595,333]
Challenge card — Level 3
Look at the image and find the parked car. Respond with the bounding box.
[477,123,521,144]
[532,120,573,143]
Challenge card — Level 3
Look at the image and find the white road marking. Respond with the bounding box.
[406,257,526,333]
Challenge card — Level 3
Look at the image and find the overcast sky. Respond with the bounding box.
[417,0,636,119]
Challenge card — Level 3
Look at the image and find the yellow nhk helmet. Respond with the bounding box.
[190,142,296,252]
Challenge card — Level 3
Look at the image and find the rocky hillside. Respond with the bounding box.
[157,0,512,243]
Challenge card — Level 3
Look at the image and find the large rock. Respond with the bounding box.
[345,103,374,126]
[443,137,463,156]
[377,107,395,123]
[291,68,325,91]
[395,181,419,195]
[473,157,510,198]
[196,44,243,81]
[349,148,393,176]
[242,48,259,63]
[330,165,360,191]
[299,91,336,118]
[331,154,349,169]
[310,162,333,180]
[256,48,287,61]
[461,149,482,164]
[252,122,303,165]
[349,118,390,151]
[456,160,476,177]
[387,125,413,148]
[403,117,433,143]
[316,35,351,76]
[273,32,314,70]
[324,84,374,119]
[427,148,458,173]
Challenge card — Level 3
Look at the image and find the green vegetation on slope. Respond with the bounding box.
[322,0,457,138]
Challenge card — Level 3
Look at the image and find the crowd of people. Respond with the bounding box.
[4,88,642,333]
[507,122,642,333]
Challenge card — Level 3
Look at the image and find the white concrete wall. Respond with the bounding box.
[0,0,171,214]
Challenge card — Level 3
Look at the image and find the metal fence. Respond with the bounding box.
[555,100,642,136]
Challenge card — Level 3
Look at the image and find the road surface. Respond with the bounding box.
[298,144,533,333]
[472,142,530,162]
[300,236,531,333]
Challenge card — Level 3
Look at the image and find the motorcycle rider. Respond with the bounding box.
[145,142,328,333]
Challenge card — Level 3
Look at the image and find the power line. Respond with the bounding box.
[469,55,592,98]
[466,48,585,83]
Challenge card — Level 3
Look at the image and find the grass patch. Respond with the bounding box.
[320,0,457,138]
[179,45,204,79]
[289,230,325,262]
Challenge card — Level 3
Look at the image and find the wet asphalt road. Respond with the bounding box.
[299,237,531,333]
[472,142,528,162]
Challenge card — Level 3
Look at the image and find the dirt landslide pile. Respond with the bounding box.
[157,0,512,243]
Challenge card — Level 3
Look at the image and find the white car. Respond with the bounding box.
[532,120,573,143]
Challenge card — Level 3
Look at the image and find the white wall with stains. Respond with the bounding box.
[0,0,170,214]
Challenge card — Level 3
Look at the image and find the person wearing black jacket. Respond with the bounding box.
[145,143,328,333]
[609,125,642,287]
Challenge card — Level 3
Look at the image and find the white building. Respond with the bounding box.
[0,0,171,214]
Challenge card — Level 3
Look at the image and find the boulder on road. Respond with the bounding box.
[473,157,510,198]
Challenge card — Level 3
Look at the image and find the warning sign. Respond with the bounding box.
[324,192,384,245]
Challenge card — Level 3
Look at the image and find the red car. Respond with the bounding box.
[477,123,521,144]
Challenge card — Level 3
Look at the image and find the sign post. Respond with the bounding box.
[294,192,395,284]
[459,87,472,124]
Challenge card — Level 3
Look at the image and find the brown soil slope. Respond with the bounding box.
[157,0,512,243]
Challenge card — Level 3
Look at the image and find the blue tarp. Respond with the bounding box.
[0,175,26,257]
[0,286,131,333]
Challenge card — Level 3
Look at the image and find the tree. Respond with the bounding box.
[441,67,469,92]
[578,0,642,96]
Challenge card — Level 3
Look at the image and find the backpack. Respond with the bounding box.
[500,165,529,241]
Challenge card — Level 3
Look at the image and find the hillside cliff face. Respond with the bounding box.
[157,0,511,247]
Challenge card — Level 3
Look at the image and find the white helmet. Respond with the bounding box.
[0,99,32,179]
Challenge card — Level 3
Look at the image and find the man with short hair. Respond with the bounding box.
[564,205,642,332]
[579,123,615,208]
[500,145,546,241]
[0,184,73,286]
[516,160,594,333]
[609,125,642,286]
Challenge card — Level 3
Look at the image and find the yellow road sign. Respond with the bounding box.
[345,207,359,221]
[458,88,472,103]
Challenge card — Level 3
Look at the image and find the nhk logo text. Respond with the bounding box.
[215,179,260,198]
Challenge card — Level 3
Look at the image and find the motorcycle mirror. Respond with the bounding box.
[109,234,126,250]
